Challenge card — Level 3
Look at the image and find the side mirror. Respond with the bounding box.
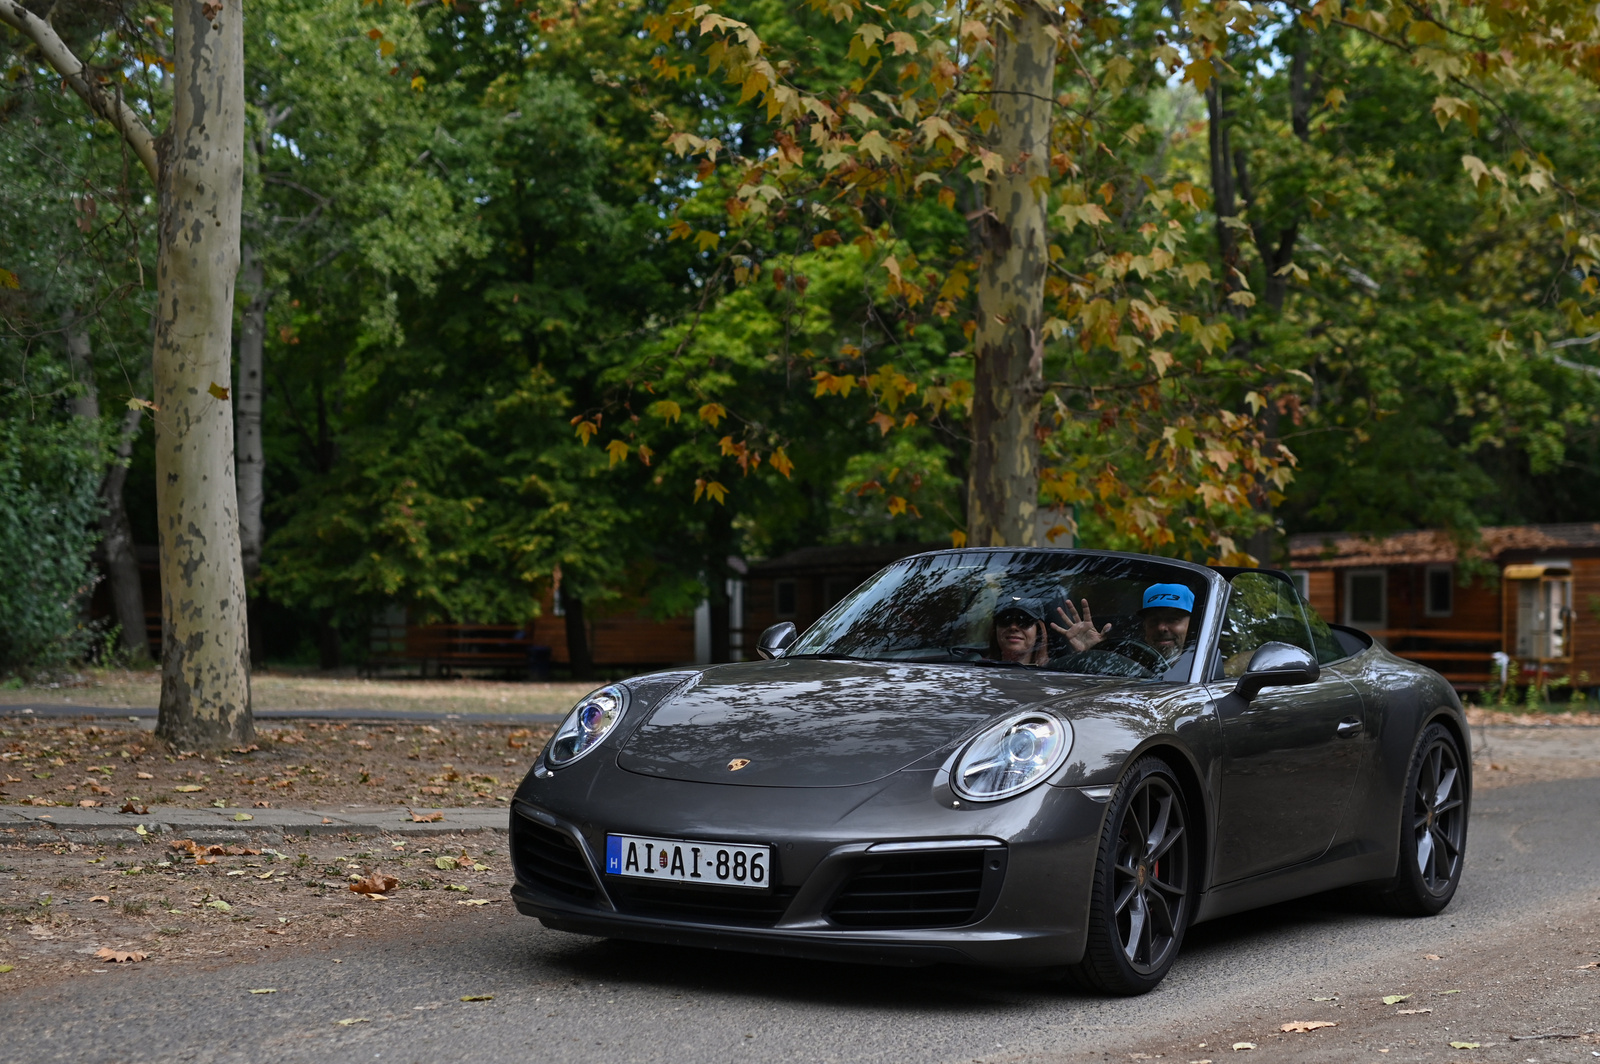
[756,622,798,660]
[1235,641,1320,701]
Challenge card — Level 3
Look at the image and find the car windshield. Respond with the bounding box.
[787,550,1210,680]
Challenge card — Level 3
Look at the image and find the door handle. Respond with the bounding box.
[1336,717,1362,737]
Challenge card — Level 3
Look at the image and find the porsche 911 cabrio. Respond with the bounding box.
[510,549,1470,994]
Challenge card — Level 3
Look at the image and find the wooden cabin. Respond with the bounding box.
[743,543,943,642]
[1288,523,1600,693]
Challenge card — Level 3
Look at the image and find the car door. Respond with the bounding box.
[1208,571,1368,884]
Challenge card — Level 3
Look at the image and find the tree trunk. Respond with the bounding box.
[62,311,99,421]
[237,245,268,666]
[153,0,251,749]
[101,407,151,659]
[559,584,595,681]
[236,244,267,584]
[62,311,151,659]
[708,574,732,664]
[967,2,1055,547]
[317,608,341,670]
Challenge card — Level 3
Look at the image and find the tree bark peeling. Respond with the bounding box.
[154,0,251,748]
[968,1,1056,548]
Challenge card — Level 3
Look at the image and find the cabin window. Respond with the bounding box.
[1424,565,1454,618]
[1344,570,1387,629]
[1289,571,1310,601]
[775,579,797,619]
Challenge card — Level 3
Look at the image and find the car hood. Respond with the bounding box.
[615,657,1122,788]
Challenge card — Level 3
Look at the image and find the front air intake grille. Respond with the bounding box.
[512,813,600,903]
[608,880,798,928]
[826,849,989,929]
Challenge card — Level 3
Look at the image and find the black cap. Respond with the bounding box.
[996,595,1046,622]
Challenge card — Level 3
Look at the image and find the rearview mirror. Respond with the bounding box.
[757,622,798,660]
[1235,641,1320,701]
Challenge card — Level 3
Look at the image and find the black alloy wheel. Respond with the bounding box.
[1070,756,1193,995]
[1374,722,1469,915]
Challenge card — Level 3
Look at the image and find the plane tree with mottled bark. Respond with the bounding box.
[1,0,252,748]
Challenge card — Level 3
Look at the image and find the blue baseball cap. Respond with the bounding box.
[1141,584,1195,613]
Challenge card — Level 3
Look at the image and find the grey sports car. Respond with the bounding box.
[510,549,1470,994]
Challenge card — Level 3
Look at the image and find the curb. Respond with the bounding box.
[0,803,509,844]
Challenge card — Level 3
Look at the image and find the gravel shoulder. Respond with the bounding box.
[0,717,555,810]
[0,829,515,995]
[0,667,593,717]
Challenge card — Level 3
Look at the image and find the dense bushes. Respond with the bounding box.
[0,411,105,675]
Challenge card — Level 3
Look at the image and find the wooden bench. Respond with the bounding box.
[363,624,550,679]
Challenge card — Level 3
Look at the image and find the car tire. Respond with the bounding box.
[1371,721,1469,916]
[1067,756,1194,995]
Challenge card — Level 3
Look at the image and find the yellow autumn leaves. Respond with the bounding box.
[572,398,792,503]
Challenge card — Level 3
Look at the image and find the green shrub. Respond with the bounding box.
[0,411,105,674]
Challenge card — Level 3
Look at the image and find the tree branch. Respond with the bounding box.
[0,0,159,184]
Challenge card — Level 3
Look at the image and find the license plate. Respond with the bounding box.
[604,833,771,891]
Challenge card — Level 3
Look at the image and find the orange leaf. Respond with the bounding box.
[409,810,444,823]
[698,402,726,427]
[868,411,896,435]
[208,382,230,401]
[350,873,400,895]
[95,948,147,963]
[950,529,968,547]
[770,447,794,479]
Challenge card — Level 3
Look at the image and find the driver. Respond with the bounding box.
[1051,583,1195,663]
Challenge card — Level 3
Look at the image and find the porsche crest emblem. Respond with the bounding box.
[727,758,752,772]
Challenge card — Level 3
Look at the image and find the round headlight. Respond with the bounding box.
[953,711,1072,802]
[544,684,628,767]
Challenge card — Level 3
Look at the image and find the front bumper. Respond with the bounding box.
[508,768,1109,969]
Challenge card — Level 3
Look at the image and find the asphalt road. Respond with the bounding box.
[6,776,1598,1064]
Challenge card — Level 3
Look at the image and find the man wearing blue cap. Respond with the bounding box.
[1051,582,1196,662]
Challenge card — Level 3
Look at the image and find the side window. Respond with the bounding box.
[1218,572,1314,678]
[1303,597,1348,665]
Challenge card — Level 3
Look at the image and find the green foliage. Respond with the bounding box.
[0,403,105,674]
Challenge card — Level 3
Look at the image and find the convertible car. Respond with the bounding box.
[510,549,1470,994]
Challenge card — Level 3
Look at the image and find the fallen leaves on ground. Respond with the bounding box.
[350,873,399,895]
[173,785,203,793]
[335,1018,369,1026]
[1423,953,1441,960]
[249,988,277,994]
[460,994,493,1002]
[89,895,110,903]
[456,898,490,906]
[77,799,100,807]
[1397,1008,1433,1015]
[1280,1021,1337,1033]
[0,964,13,973]
[1231,1043,1256,1051]
[135,772,154,780]
[409,809,444,823]
[1579,961,1599,970]
[1382,994,1411,1005]
[95,948,146,963]
[170,839,259,858]
[119,800,148,814]
[1449,1041,1481,1049]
